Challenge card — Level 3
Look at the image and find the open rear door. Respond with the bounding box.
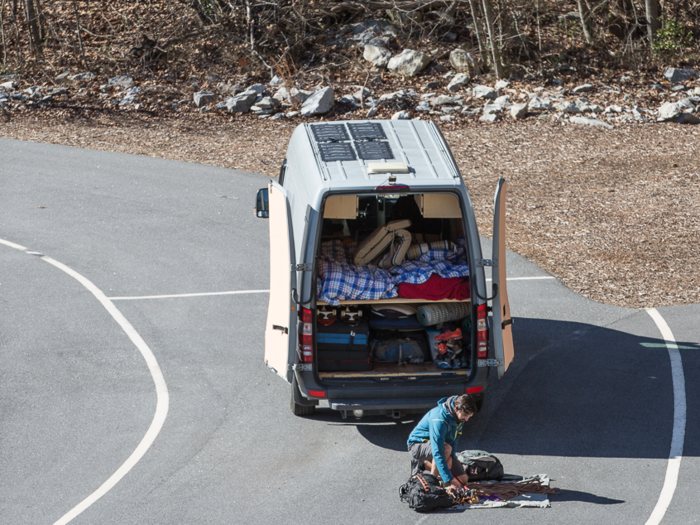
[264,181,295,383]
[492,178,514,378]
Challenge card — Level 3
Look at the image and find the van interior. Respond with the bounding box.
[314,192,474,380]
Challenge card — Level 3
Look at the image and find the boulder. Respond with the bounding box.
[657,102,681,121]
[366,106,378,118]
[246,83,266,95]
[391,110,410,119]
[415,101,431,112]
[447,73,470,92]
[473,85,497,99]
[69,72,96,83]
[193,91,216,107]
[387,49,430,77]
[494,95,510,107]
[479,113,499,123]
[663,68,699,84]
[431,95,458,106]
[269,75,285,87]
[605,105,623,113]
[0,81,15,91]
[255,96,280,110]
[440,115,456,122]
[573,84,594,93]
[495,80,510,89]
[569,116,613,129]
[108,74,134,88]
[449,49,475,73]
[301,86,334,116]
[363,44,392,67]
[225,90,258,113]
[289,87,313,105]
[55,71,71,83]
[528,97,553,111]
[555,100,579,113]
[510,103,528,120]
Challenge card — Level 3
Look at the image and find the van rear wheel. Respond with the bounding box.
[290,375,316,416]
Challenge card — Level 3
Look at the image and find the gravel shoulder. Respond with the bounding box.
[2,112,698,309]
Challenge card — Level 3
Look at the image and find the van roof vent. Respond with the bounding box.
[355,141,394,161]
[347,122,386,141]
[318,142,357,162]
[310,123,349,143]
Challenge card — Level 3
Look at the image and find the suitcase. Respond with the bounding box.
[317,319,371,371]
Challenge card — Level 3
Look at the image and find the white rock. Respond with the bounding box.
[494,95,510,107]
[495,80,510,89]
[354,87,372,100]
[225,90,258,113]
[301,86,334,116]
[193,91,216,107]
[363,44,392,67]
[605,105,623,113]
[246,83,266,95]
[657,102,681,121]
[269,75,285,87]
[570,116,613,129]
[473,85,498,99]
[663,68,699,83]
[256,96,279,110]
[108,74,134,88]
[431,95,458,106]
[285,111,299,118]
[483,103,503,115]
[449,49,475,73]
[555,101,578,113]
[366,106,378,118]
[479,113,499,123]
[573,84,594,93]
[447,73,470,92]
[510,103,528,120]
[391,110,410,120]
[387,49,431,77]
[440,115,455,122]
[588,105,604,113]
[289,87,313,105]
[69,72,96,82]
[528,97,553,111]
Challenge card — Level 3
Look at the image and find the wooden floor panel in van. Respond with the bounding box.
[318,362,469,378]
[317,298,470,306]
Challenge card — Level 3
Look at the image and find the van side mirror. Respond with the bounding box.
[255,188,269,218]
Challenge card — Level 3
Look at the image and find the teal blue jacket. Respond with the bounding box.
[407,397,464,483]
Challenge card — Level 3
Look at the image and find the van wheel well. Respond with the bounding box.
[291,375,316,416]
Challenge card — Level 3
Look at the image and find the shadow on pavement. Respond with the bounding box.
[347,318,699,461]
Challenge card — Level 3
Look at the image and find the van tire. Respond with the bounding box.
[474,393,484,412]
[290,375,316,416]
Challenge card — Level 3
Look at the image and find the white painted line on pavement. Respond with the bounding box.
[645,308,686,525]
[0,238,27,251]
[109,289,270,300]
[0,237,169,525]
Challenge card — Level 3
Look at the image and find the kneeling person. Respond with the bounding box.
[407,394,477,491]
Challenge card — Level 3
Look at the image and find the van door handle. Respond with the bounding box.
[272,325,288,334]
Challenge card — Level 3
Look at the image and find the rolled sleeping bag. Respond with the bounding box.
[377,229,412,269]
[417,302,471,326]
[353,219,411,266]
[406,240,455,261]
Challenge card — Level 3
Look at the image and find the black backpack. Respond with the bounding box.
[399,473,454,513]
[456,450,504,481]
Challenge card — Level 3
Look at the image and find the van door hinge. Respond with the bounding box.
[476,259,497,267]
[478,359,502,368]
[290,363,313,372]
[292,263,312,271]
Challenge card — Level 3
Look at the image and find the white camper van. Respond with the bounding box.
[255,120,513,418]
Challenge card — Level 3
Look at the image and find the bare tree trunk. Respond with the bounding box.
[24,0,41,57]
[481,0,503,78]
[1,0,7,67]
[467,0,487,68]
[32,0,42,41]
[10,0,21,61]
[577,0,594,44]
[535,0,542,50]
[645,0,659,44]
[72,0,86,66]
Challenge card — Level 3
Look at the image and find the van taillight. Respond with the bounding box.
[298,307,313,363]
[477,303,488,359]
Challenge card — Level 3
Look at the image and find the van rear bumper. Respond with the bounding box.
[295,365,488,411]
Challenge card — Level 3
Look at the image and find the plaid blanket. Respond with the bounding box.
[317,237,469,305]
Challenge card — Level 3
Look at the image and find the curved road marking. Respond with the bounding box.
[0,238,169,525]
[645,308,686,525]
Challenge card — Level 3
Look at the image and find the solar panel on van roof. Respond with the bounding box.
[347,122,386,141]
[318,142,357,162]
[355,141,394,161]
[310,123,349,142]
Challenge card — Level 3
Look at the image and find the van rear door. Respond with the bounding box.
[492,178,514,378]
[264,181,296,383]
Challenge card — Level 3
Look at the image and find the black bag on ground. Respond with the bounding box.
[399,473,454,513]
[456,450,504,481]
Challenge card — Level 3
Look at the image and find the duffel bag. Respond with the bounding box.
[456,450,504,481]
[372,337,428,364]
[399,473,454,513]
